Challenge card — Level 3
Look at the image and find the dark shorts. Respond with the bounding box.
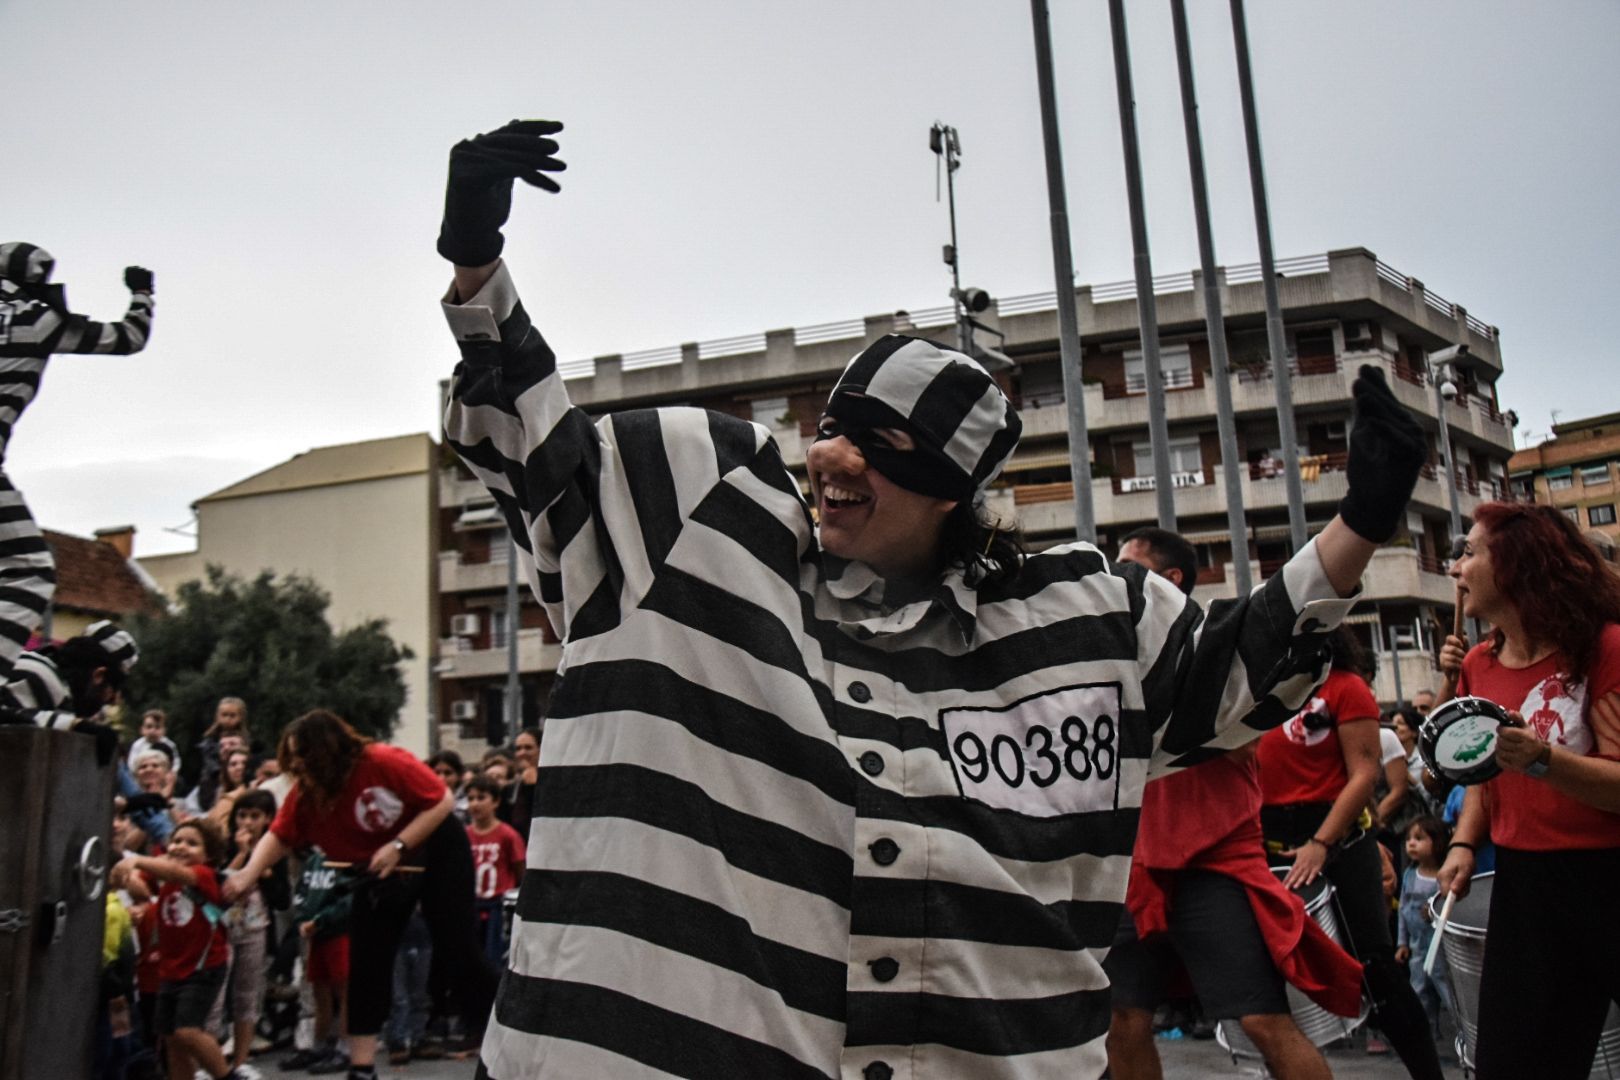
[155,965,228,1034]
[1104,869,1289,1020]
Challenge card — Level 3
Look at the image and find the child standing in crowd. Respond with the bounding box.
[1394,817,1457,1036]
[282,847,354,1074]
[427,750,469,821]
[127,709,181,776]
[123,820,247,1080]
[464,777,526,966]
[211,789,287,1072]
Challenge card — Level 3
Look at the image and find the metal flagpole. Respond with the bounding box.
[1170,0,1251,594]
[1108,0,1176,530]
[505,529,521,742]
[1028,0,1096,541]
[1230,0,1307,551]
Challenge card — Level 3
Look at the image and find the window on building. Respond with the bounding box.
[1124,345,1193,393]
[1590,504,1617,527]
[1294,327,1335,359]
[751,396,789,429]
[1134,437,1203,477]
[1548,473,1575,492]
[1564,507,1581,524]
[490,608,510,649]
[1579,464,1611,487]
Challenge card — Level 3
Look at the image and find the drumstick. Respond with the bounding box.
[1436,539,1469,705]
[1424,889,1456,975]
[321,861,425,874]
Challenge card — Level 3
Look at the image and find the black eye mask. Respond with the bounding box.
[815,411,969,502]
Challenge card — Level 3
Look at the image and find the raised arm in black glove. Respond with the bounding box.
[437,119,566,268]
[123,266,154,293]
[1337,364,1428,543]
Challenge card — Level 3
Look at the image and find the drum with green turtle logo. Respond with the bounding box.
[1418,695,1519,786]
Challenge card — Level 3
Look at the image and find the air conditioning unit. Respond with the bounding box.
[449,613,481,637]
[451,700,478,721]
[1344,320,1374,348]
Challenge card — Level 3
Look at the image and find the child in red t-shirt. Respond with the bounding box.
[125,819,249,1080]
[465,777,527,966]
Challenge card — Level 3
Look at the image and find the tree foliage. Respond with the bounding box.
[126,566,412,757]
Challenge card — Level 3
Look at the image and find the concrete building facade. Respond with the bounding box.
[1508,411,1620,557]
[435,246,1516,727]
[140,434,440,754]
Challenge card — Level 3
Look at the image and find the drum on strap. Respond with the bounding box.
[1418,696,1517,787]
[1431,871,1620,1078]
[1216,867,1368,1060]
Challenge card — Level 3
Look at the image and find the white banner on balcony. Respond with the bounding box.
[1120,470,1206,493]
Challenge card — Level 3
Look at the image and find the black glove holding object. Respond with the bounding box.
[123,266,154,293]
[76,719,119,768]
[437,119,566,267]
[123,792,171,814]
[1337,364,1428,543]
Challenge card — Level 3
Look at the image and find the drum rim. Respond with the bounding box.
[1427,869,1494,936]
[1418,695,1511,786]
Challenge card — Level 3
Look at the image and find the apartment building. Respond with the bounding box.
[436,245,1514,727]
[1508,411,1620,555]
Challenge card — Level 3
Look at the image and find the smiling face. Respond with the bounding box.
[806,420,957,582]
[1450,523,1504,623]
[167,826,206,867]
[514,732,539,769]
[134,753,171,793]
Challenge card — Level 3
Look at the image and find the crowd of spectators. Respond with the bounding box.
[98,698,539,1080]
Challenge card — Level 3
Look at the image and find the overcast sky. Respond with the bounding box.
[6,0,1616,556]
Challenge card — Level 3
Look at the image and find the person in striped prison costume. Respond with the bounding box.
[0,618,138,764]
[0,242,153,679]
[435,120,1428,1080]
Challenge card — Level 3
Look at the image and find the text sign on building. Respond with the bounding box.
[1120,471,1205,493]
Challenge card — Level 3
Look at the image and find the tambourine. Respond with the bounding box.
[1418,695,1520,786]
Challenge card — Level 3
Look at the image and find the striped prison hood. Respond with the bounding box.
[84,620,138,674]
[826,334,1020,501]
[442,262,1350,1080]
[0,242,55,284]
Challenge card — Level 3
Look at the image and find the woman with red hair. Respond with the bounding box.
[1439,501,1620,1078]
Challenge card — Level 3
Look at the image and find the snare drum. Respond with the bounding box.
[1432,871,1620,1077]
[1419,695,1516,786]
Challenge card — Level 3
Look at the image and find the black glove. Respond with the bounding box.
[123,792,171,814]
[123,266,154,293]
[1338,364,1428,543]
[437,119,566,267]
[76,720,119,768]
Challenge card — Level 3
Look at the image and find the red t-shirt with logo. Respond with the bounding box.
[1458,624,1620,851]
[467,820,528,899]
[155,865,229,982]
[271,744,447,863]
[1258,669,1381,806]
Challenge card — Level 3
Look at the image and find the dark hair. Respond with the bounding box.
[172,818,225,865]
[939,500,1026,590]
[1407,815,1450,853]
[232,788,277,822]
[278,709,370,807]
[1121,526,1199,597]
[142,708,167,727]
[1473,501,1620,680]
[49,636,127,717]
[516,726,542,747]
[465,776,502,800]
[1389,704,1423,734]
[427,749,465,775]
[1328,624,1371,677]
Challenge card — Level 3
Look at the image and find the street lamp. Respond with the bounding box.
[1427,344,1469,546]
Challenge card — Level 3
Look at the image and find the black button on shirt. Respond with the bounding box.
[863,1063,894,1080]
[868,838,900,865]
[849,681,872,703]
[859,751,884,776]
[869,957,899,982]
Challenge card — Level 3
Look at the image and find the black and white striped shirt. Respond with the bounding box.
[0,279,154,456]
[0,648,80,731]
[444,263,1353,1080]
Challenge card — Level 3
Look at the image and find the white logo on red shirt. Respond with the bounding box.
[354,786,404,832]
[160,891,195,927]
[1518,673,1591,755]
[1283,696,1333,747]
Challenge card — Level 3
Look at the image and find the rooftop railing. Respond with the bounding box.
[558,250,1494,380]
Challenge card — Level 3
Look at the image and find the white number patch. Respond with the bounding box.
[940,684,1123,817]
